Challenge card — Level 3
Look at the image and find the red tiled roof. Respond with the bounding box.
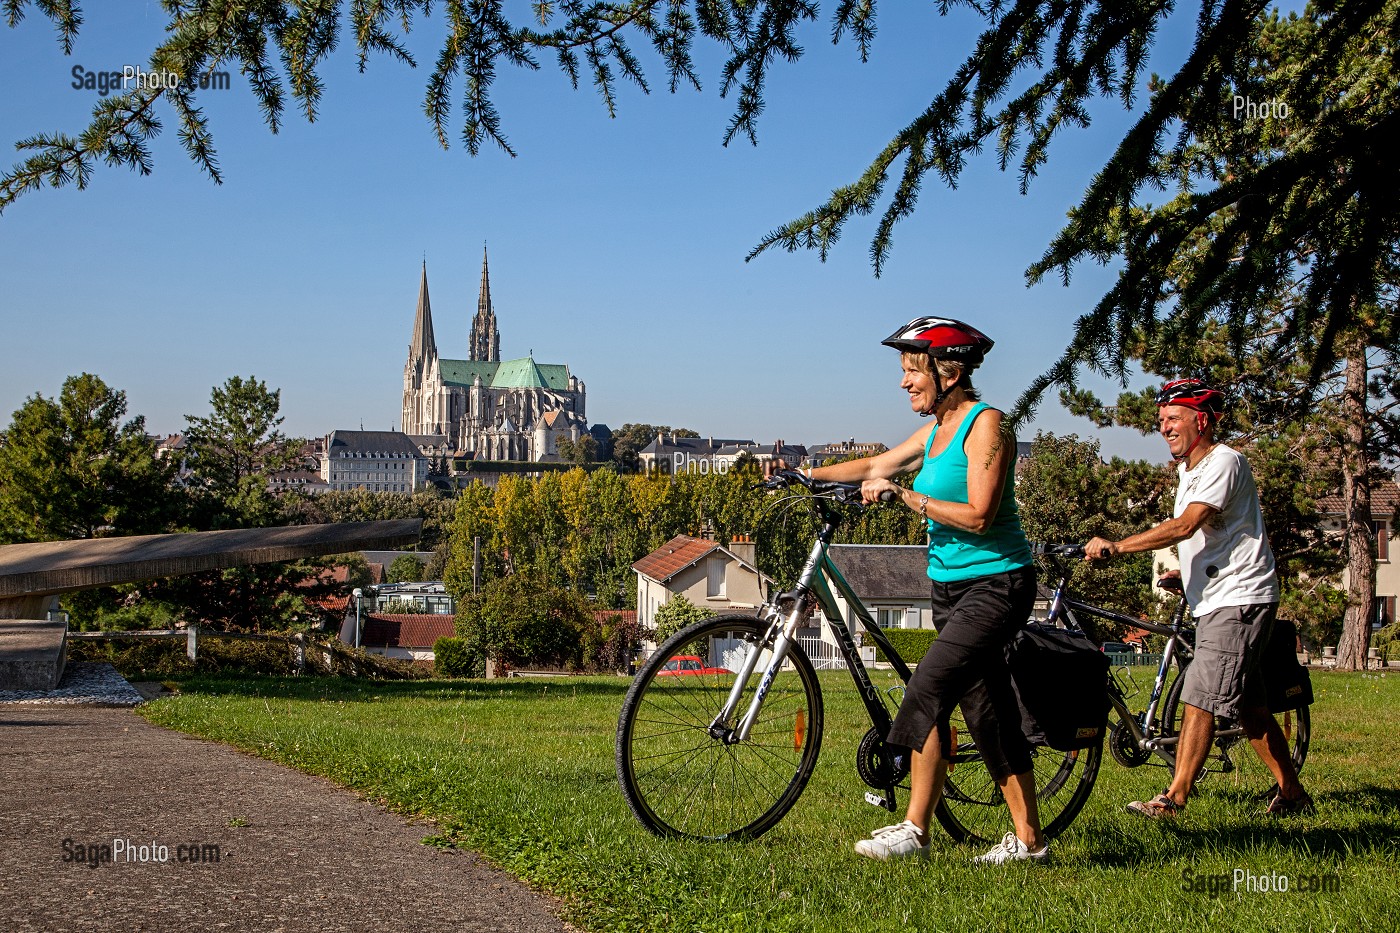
[361,614,457,648]
[1316,479,1400,518]
[594,609,637,623]
[632,535,720,583]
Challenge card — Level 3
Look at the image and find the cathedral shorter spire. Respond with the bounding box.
[469,245,501,362]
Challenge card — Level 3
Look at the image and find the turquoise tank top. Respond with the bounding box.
[912,402,1033,583]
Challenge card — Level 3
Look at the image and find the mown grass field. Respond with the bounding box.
[140,669,1399,933]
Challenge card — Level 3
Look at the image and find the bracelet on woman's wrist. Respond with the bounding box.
[917,494,930,517]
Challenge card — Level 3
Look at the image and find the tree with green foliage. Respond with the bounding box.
[443,480,498,598]
[1048,3,1399,667]
[457,572,594,670]
[555,434,599,466]
[184,375,301,528]
[1016,433,1174,621]
[386,554,425,584]
[653,593,716,645]
[0,373,175,542]
[282,486,455,550]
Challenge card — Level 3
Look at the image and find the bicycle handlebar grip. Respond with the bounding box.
[877,490,898,503]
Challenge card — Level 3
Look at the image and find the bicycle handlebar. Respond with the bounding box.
[756,470,898,504]
[1031,543,1086,559]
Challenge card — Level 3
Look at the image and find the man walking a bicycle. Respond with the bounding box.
[1085,379,1313,819]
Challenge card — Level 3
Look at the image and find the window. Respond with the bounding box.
[877,608,906,629]
[706,558,726,598]
[1373,519,1391,562]
[1375,596,1395,629]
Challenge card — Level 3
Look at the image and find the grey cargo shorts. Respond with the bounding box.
[1178,602,1278,720]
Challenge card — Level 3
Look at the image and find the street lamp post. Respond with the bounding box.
[352,588,362,649]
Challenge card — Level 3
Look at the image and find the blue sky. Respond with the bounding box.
[0,3,1214,462]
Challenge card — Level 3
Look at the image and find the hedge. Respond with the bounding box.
[871,628,938,664]
[434,636,486,678]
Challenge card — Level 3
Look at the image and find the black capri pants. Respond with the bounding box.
[885,564,1036,781]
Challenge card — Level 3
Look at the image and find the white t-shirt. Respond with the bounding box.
[1174,444,1279,615]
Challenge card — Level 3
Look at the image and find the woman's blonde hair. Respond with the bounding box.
[901,352,981,401]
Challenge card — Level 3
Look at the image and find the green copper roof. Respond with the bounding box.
[439,357,571,390]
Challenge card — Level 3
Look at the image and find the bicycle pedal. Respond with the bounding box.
[864,790,897,812]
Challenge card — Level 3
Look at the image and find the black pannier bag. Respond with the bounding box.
[1262,617,1313,712]
[1005,623,1111,751]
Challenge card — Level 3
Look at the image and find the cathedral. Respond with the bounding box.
[401,249,587,462]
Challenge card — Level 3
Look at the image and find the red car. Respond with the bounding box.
[655,655,732,677]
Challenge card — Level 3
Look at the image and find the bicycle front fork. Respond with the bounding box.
[711,594,811,743]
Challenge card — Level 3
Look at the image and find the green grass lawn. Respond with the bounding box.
[140,669,1400,933]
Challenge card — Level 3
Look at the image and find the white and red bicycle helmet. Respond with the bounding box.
[1155,378,1225,461]
[1155,378,1224,418]
[881,316,995,368]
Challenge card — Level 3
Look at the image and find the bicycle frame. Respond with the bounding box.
[714,495,912,765]
[1042,568,1187,767]
[1039,551,1268,774]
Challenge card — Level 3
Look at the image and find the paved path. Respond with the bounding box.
[0,706,577,932]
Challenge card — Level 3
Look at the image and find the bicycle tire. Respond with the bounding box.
[616,614,824,841]
[933,706,1102,845]
[1158,672,1310,798]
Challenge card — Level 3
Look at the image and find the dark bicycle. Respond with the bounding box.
[1035,543,1310,794]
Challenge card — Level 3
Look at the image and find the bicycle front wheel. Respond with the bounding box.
[1159,672,1310,798]
[934,706,1102,846]
[616,615,824,841]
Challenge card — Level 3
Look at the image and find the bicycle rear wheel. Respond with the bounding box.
[1159,673,1309,799]
[616,615,823,841]
[933,706,1102,845]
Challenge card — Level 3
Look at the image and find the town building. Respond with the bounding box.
[320,429,428,493]
[804,439,889,467]
[401,249,588,463]
[632,534,770,633]
[1318,479,1400,630]
[636,435,806,474]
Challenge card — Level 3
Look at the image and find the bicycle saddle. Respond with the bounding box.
[1156,574,1184,594]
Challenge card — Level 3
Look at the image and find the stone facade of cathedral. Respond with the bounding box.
[401,249,587,462]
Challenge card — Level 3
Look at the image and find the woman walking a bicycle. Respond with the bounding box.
[796,317,1047,864]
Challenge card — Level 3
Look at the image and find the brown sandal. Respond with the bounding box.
[1126,794,1184,820]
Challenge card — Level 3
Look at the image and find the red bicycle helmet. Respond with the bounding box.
[881,317,994,368]
[1155,379,1224,418]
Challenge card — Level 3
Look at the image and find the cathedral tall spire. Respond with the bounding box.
[409,261,437,362]
[469,245,500,362]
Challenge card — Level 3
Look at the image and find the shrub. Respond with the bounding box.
[583,612,641,674]
[434,636,486,678]
[653,594,715,644]
[872,628,938,664]
[387,554,426,584]
[66,633,424,679]
[457,573,592,669]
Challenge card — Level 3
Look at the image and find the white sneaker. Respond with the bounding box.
[971,832,1050,865]
[854,820,930,861]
